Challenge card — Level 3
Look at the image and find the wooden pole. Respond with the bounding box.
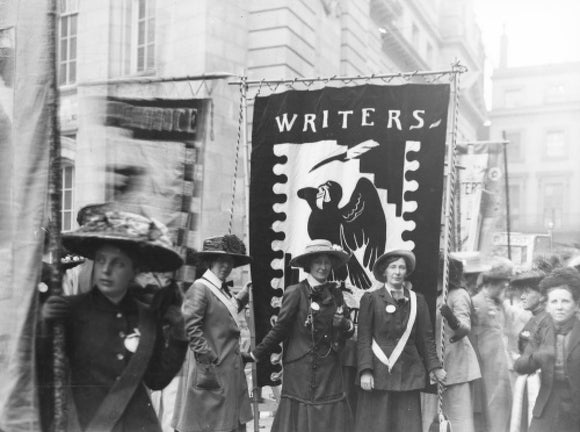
[501,131,512,260]
[47,1,66,430]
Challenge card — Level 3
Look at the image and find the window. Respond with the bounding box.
[504,130,522,162]
[61,161,75,232]
[508,182,521,227]
[58,0,78,85]
[122,0,155,75]
[545,130,566,158]
[545,83,565,103]
[541,179,565,229]
[504,89,522,108]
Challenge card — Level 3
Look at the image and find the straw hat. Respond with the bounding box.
[372,249,416,282]
[195,234,252,268]
[62,209,183,273]
[289,239,350,269]
[510,269,545,290]
[481,258,514,283]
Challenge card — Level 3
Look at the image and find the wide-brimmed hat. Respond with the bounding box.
[195,234,252,268]
[289,239,350,269]
[481,258,513,283]
[62,209,183,273]
[510,269,545,290]
[372,249,416,282]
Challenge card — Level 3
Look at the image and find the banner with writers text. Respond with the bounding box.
[250,84,450,386]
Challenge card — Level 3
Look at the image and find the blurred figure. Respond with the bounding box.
[509,269,549,432]
[471,260,513,432]
[514,268,580,432]
[422,254,481,432]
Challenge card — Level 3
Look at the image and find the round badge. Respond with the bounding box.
[386,305,397,314]
[311,302,320,311]
[124,329,141,353]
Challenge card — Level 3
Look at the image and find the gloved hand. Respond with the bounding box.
[163,305,187,341]
[241,352,255,364]
[440,304,460,330]
[42,296,71,321]
[332,312,350,331]
[360,371,374,391]
[430,367,447,384]
[449,327,469,343]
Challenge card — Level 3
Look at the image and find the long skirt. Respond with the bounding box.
[355,388,422,432]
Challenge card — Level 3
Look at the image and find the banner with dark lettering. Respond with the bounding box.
[250,84,450,386]
[101,97,208,281]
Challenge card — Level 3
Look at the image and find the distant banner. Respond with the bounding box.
[100,97,208,281]
[457,147,489,251]
[0,2,52,430]
[250,84,450,386]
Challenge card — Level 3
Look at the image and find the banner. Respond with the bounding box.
[99,97,208,282]
[250,84,450,385]
[457,145,490,251]
[0,1,52,430]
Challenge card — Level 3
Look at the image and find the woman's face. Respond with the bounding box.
[384,257,407,288]
[210,255,235,281]
[520,287,542,311]
[546,286,578,324]
[93,244,137,302]
[309,254,333,283]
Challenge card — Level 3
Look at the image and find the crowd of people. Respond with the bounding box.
[38,204,580,432]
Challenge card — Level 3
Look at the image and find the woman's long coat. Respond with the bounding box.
[172,278,252,432]
[514,317,580,431]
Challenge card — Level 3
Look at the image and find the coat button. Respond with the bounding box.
[116,353,124,360]
[119,331,126,338]
[116,312,122,318]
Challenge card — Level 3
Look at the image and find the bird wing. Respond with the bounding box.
[339,177,386,270]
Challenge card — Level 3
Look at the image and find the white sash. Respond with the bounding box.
[199,278,241,328]
[372,289,417,373]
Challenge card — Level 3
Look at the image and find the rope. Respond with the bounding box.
[228,76,247,235]
[438,60,465,429]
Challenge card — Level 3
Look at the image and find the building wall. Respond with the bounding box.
[58,0,487,253]
[490,62,580,244]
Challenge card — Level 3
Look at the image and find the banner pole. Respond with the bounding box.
[438,61,464,428]
[237,76,261,432]
[47,0,66,430]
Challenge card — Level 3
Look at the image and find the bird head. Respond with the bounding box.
[316,181,341,209]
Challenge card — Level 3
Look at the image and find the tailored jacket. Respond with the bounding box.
[514,317,580,421]
[253,280,353,363]
[173,273,252,432]
[436,289,481,385]
[357,286,440,391]
[61,287,187,431]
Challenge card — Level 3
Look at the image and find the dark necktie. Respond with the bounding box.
[221,281,233,298]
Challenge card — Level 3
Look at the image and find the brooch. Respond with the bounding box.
[124,328,141,353]
[386,305,396,314]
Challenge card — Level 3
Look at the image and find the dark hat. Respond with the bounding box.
[510,269,545,290]
[372,249,416,282]
[440,252,465,289]
[290,239,350,269]
[62,209,183,273]
[195,234,252,268]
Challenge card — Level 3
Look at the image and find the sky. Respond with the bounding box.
[473,0,580,69]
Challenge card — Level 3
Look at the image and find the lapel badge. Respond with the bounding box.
[124,328,141,353]
[386,304,397,314]
[311,302,320,311]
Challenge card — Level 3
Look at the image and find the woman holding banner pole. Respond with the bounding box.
[355,249,445,432]
[246,239,355,432]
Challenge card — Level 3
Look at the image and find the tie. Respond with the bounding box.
[391,289,405,301]
[221,281,233,298]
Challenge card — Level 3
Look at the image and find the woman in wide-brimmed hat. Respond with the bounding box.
[41,208,187,432]
[246,238,355,432]
[172,234,253,432]
[355,249,445,432]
